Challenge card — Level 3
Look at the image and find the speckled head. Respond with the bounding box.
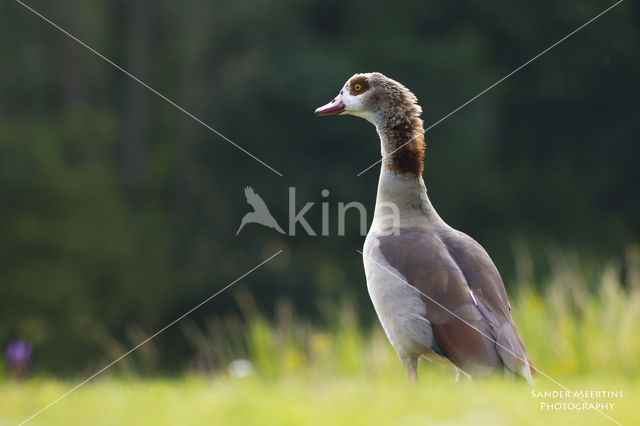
[315,72,426,177]
[315,73,420,124]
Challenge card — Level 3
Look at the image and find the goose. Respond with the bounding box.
[315,72,534,383]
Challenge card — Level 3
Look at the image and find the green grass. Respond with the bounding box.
[2,373,638,425]
[2,248,640,425]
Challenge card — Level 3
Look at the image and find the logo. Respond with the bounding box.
[236,186,400,236]
[236,186,286,235]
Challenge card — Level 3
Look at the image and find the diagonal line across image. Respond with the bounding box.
[9,0,629,425]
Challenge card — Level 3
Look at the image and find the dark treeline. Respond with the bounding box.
[1,0,638,373]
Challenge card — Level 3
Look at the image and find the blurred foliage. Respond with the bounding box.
[0,0,638,373]
[182,247,640,379]
[25,247,637,381]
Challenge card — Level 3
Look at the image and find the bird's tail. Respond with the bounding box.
[236,219,247,236]
[496,321,534,384]
[527,353,537,377]
[272,222,285,234]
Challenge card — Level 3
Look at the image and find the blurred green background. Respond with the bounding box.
[0,0,638,379]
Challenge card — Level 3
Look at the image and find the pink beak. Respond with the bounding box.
[315,92,345,116]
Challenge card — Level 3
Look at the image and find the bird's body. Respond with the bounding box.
[316,72,534,382]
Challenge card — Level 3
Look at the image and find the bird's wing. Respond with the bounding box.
[244,186,269,212]
[377,227,528,377]
[439,228,531,375]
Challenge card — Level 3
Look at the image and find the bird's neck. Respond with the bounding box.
[372,118,441,226]
[375,112,425,177]
[372,167,441,227]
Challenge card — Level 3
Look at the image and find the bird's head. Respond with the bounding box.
[315,72,426,176]
[314,72,422,129]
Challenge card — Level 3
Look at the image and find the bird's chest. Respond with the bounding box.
[362,232,433,358]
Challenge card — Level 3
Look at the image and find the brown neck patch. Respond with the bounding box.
[384,116,425,177]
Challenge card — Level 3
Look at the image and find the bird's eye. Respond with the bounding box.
[354,83,362,91]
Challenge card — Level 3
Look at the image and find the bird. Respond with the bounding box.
[315,72,534,383]
[236,186,285,235]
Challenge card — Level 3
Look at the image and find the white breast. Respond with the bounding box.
[362,232,433,365]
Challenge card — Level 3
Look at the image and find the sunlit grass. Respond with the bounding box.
[2,373,638,425]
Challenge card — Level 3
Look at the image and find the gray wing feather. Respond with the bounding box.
[439,228,529,373]
[378,226,530,377]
